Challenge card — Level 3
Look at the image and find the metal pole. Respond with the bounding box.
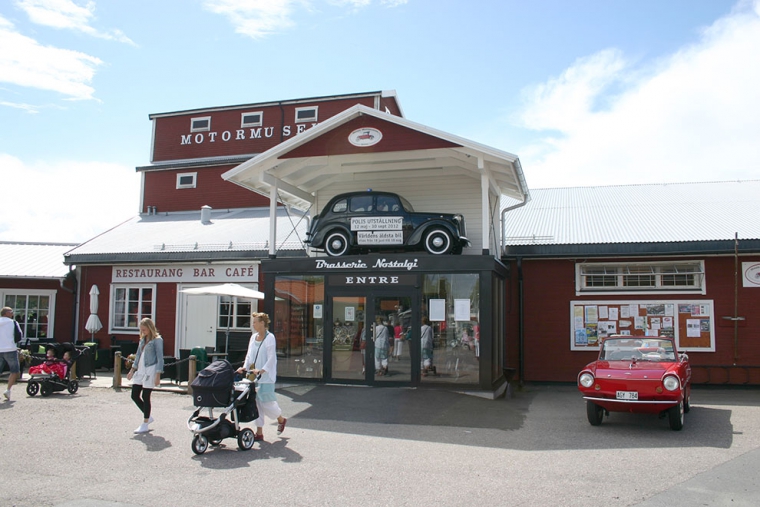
[734,232,739,365]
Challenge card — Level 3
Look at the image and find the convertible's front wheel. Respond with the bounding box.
[324,231,350,257]
[668,401,684,431]
[586,401,604,426]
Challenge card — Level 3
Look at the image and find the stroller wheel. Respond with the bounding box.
[40,382,53,397]
[191,434,209,455]
[238,428,255,451]
[68,380,79,394]
[26,382,39,397]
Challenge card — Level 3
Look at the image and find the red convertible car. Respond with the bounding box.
[578,336,692,430]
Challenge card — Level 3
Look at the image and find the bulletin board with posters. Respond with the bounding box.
[570,300,715,352]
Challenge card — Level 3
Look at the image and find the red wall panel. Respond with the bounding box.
[283,115,459,159]
[142,165,271,213]
[152,97,381,162]
[513,256,760,384]
[2,277,76,343]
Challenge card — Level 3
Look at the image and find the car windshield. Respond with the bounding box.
[600,338,677,362]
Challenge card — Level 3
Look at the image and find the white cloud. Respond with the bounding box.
[15,0,135,44]
[515,0,760,189]
[203,0,300,39]
[204,0,406,38]
[0,100,41,113]
[0,15,102,100]
[0,154,139,243]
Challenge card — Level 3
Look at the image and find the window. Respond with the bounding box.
[111,286,155,331]
[577,261,705,294]
[219,296,256,330]
[350,196,373,212]
[176,172,197,189]
[295,106,318,123]
[241,111,263,127]
[190,116,211,132]
[422,273,480,384]
[3,292,54,339]
[272,275,325,379]
[331,199,348,213]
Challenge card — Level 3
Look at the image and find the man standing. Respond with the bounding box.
[0,307,23,401]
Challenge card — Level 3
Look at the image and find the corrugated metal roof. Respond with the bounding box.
[503,180,760,246]
[64,207,308,263]
[0,242,78,278]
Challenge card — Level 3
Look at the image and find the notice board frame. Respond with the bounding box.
[570,299,715,352]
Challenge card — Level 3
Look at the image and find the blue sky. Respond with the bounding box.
[1,0,758,243]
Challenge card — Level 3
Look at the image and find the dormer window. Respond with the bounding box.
[190,116,211,132]
[295,106,318,123]
[241,111,263,127]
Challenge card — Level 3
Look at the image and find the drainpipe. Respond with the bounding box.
[501,198,530,257]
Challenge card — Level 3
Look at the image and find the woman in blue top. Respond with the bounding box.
[127,318,164,434]
[236,312,287,442]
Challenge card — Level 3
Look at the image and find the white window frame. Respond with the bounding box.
[190,116,211,132]
[576,261,706,296]
[241,111,263,128]
[219,295,259,331]
[295,106,318,123]
[176,172,197,189]
[109,284,156,334]
[1,289,56,340]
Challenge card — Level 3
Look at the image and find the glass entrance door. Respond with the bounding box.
[371,295,412,384]
[330,296,367,382]
[329,292,416,385]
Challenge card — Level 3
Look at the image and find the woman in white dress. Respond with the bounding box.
[127,318,164,434]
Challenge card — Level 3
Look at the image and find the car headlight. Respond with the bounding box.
[579,372,594,388]
[663,375,680,391]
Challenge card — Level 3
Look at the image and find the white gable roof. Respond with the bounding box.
[222,104,530,211]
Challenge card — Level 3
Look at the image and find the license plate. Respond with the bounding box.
[616,391,638,400]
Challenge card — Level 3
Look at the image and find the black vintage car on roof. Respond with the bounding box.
[305,191,470,256]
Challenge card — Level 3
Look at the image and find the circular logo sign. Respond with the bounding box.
[745,263,760,286]
[348,127,382,147]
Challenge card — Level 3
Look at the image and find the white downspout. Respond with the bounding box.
[269,178,278,258]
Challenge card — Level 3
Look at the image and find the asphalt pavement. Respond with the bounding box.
[1,374,758,507]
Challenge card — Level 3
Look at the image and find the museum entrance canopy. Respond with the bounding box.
[222,104,530,256]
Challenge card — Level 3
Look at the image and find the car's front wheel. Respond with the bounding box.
[424,227,452,255]
[586,400,604,426]
[324,231,350,256]
[668,400,684,431]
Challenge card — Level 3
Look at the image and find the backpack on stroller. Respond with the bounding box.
[187,360,259,454]
[26,343,83,397]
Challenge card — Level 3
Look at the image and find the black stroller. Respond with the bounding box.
[26,343,82,397]
[187,360,259,454]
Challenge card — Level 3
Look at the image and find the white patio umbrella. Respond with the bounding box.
[180,283,265,353]
[84,285,103,344]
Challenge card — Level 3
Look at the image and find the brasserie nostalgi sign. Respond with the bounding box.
[112,263,258,283]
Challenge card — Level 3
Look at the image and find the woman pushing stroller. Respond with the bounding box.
[236,312,287,442]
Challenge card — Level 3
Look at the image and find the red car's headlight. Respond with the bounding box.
[579,372,594,388]
[663,375,680,391]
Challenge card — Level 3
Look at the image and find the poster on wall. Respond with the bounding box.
[570,300,715,352]
[429,299,446,321]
